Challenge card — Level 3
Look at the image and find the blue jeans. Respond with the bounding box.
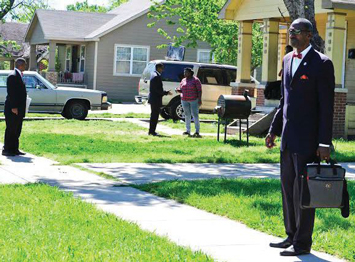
[181,99,200,133]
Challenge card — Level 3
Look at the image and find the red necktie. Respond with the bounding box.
[293,52,302,59]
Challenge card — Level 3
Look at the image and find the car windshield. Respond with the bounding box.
[34,73,56,89]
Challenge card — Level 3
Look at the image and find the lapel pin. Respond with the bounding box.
[303,62,307,66]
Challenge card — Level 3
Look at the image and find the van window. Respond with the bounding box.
[0,75,7,88]
[225,69,237,85]
[161,63,193,82]
[197,68,226,86]
[142,62,155,80]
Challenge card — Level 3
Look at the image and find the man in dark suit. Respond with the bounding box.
[2,58,28,156]
[266,18,335,256]
[148,63,171,136]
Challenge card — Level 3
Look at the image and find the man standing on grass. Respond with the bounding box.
[148,63,171,136]
[2,58,27,157]
[265,18,335,256]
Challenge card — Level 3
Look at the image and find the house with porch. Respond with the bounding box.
[0,22,29,68]
[24,0,211,102]
[219,0,355,139]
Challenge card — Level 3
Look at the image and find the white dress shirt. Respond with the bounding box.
[291,44,312,77]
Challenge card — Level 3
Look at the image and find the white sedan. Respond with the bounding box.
[0,70,111,120]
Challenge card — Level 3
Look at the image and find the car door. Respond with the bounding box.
[23,75,58,113]
[0,74,7,112]
[197,67,228,111]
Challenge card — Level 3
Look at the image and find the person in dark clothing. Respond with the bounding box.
[2,58,28,156]
[266,18,335,256]
[148,63,171,136]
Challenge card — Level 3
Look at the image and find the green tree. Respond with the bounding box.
[66,0,128,13]
[148,0,263,69]
[67,0,107,13]
[283,0,324,52]
[10,0,49,23]
[108,0,128,10]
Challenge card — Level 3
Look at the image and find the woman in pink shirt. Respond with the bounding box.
[176,68,202,137]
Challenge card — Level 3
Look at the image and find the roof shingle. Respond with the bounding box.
[36,10,115,40]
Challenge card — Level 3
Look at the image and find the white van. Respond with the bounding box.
[135,60,258,120]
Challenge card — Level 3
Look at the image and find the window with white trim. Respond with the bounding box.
[80,45,86,73]
[197,49,214,63]
[114,44,150,76]
[65,46,72,72]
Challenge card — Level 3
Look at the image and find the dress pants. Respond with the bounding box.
[4,111,24,153]
[280,148,316,251]
[149,103,160,134]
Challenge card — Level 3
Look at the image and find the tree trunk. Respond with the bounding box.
[0,0,16,20]
[283,0,325,53]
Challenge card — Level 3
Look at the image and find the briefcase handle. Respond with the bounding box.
[314,157,338,176]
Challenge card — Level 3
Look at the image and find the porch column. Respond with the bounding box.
[325,12,347,88]
[48,41,57,72]
[261,19,279,84]
[325,12,348,138]
[29,44,37,71]
[10,60,15,70]
[277,27,288,80]
[237,20,253,83]
[46,41,58,86]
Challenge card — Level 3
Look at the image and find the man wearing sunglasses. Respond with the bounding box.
[265,18,335,256]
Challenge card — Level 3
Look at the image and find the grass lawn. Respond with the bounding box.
[21,112,152,119]
[161,119,223,134]
[0,183,213,262]
[135,179,355,261]
[0,120,354,164]
[22,112,217,120]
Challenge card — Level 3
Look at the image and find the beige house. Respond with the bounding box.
[24,0,211,102]
[219,0,355,138]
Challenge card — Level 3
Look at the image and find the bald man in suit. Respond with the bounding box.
[266,18,335,256]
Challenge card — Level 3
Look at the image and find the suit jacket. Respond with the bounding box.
[5,70,27,117]
[148,71,168,107]
[269,47,335,155]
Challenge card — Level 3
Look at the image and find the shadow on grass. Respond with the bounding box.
[252,199,282,216]
[136,179,282,201]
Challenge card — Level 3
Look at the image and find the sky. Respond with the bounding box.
[47,0,110,10]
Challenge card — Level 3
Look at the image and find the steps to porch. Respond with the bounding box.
[224,106,277,137]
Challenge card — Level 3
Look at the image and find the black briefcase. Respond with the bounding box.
[301,159,347,209]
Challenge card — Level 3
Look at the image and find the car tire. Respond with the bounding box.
[65,101,88,120]
[170,99,184,121]
[159,107,171,120]
[61,111,70,119]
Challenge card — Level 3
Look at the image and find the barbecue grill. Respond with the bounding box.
[215,91,252,145]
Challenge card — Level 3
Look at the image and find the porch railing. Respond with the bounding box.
[58,72,85,84]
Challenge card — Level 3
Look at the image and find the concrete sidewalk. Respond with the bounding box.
[112,118,217,137]
[0,153,347,261]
